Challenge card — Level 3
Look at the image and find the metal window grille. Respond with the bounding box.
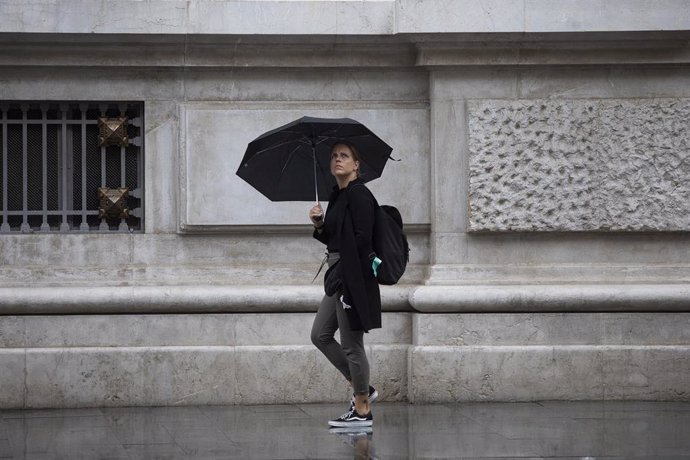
[0,102,143,233]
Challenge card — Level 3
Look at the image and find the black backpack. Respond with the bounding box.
[372,203,409,285]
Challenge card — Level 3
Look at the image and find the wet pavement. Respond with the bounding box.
[1,401,689,459]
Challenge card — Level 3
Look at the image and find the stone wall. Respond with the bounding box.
[1,1,690,407]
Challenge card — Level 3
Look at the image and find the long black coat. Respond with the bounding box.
[313,178,382,331]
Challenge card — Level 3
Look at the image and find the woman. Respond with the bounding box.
[309,140,382,428]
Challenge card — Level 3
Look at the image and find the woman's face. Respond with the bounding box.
[330,143,359,180]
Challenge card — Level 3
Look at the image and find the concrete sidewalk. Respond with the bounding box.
[1,401,689,459]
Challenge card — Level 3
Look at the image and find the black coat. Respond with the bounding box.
[313,178,382,331]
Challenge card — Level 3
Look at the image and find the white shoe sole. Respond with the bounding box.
[328,419,373,428]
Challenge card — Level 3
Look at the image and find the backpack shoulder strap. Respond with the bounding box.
[347,182,379,208]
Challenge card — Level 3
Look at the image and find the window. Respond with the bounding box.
[0,102,143,233]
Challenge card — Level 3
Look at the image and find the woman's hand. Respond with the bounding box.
[309,203,324,228]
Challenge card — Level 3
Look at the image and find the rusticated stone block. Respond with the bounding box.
[0,350,25,408]
[16,345,406,409]
[410,345,690,402]
[468,98,690,232]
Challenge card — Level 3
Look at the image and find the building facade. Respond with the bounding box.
[1,0,690,408]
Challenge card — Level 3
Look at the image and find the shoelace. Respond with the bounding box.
[338,408,356,420]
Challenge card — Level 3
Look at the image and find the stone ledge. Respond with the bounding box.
[0,285,414,314]
[411,284,690,312]
[4,283,690,314]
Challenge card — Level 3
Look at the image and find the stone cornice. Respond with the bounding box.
[1,32,689,68]
[416,40,690,66]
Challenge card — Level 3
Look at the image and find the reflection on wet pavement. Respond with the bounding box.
[1,401,689,459]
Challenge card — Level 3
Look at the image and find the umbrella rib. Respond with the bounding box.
[314,136,334,147]
[279,144,305,176]
[246,137,311,163]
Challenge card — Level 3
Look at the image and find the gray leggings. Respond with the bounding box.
[310,254,370,396]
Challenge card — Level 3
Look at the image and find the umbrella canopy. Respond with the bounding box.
[236,116,393,202]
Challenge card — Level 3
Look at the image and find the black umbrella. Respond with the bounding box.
[236,116,394,202]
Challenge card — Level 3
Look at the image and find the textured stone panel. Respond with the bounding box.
[468,98,690,232]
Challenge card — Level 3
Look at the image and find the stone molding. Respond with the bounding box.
[4,283,690,314]
[415,40,690,66]
[0,285,414,315]
[411,284,690,312]
[2,33,690,68]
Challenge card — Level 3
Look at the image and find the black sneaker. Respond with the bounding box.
[348,385,379,411]
[328,408,373,427]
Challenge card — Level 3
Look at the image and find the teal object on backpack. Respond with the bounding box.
[371,256,382,277]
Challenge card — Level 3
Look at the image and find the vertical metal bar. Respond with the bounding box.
[120,147,126,188]
[20,104,29,232]
[120,103,127,189]
[40,104,49,231]
[131,107,143,232]
[119,141,129,232]
[59,104,69,231]
[99,104,108,231]
[0,104,8,232]
[119,104,128,231]
[101,144,106,187]
[80,104,88,231]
